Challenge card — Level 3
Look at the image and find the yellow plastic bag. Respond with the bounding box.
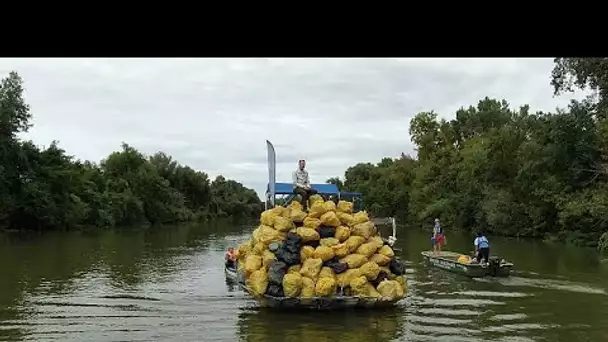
[340,254,368,269]
[378,245,395,258]
[289,209,308,223]
[301,277,315,298]
[368,236,384,249]
[319,267,336,281]
[370,253,391,266]
[244,255,263,275]
[359,261,381,281]
[351,221,376,239]
[296,227,320,243]
[337,212,354,226]
[274,216,295,232]
[352,211,370,225]
[303,217,322,230]
[336,268,361,287]
[282,273,303,298]
[356,242,378,258]
[276,206,291,218]
[337,200,353,214]
[320,237,340,247]
[309,194,324,205]
[260,209,277,227]
[314,245,335,262]
[289,200,303,211]
[367,284,382,298]
[288,264,301,274]
[335,226,351,242]
[252,225,280,245]
[351,276,381,299]
[262,250,276,269]
[332,243,350,258]
[308,201,327,219]
[300,245,315,262]
[323,200,337,212]
[320,211,341,227]
[253,242,266,255]
[300,258,323,280]
[237,240,253,261]
[458,255,471,264]
[395,275,407,296]
[315,277,337,297]
[350,276,370,296]
[247,268,269,297]
[344,236,366,253]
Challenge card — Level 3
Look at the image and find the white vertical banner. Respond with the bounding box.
[266,140,276,207]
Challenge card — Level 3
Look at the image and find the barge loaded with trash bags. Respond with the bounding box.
[234,196,408,310]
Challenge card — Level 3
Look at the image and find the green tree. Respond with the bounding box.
[0,71,261,231]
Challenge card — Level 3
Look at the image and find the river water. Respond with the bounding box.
[1,222,607,342]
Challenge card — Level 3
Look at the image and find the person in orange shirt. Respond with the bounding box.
[225,248,237,268]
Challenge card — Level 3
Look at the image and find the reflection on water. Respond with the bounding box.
[0,224,607,341]
[238,307,406,342]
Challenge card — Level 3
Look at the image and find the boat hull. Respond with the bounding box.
[421,251,513,278]
[242,286,402,310]
[224,261,246,286]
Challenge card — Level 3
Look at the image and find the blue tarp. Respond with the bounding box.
[270,182,341,195]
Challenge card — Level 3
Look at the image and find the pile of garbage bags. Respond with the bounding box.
[235,195,407,302]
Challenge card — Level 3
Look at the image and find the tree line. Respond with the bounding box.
[330,58,608,249]
[0,71,262,231]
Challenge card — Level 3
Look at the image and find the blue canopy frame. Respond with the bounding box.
[272,182,341,195]
[266,182,364,210]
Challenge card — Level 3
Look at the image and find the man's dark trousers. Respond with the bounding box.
[294,186,317,210]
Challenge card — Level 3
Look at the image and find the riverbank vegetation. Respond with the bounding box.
[0,71,261,231]
[334,58,608,247]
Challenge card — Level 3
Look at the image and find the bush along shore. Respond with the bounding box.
[0,71,261,231]
[329,58,608,248]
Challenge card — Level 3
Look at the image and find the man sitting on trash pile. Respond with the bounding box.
[292,159,317,211]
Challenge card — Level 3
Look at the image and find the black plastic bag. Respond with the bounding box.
[285,232,302,246]
[330,262,348,274]
[268,260,288,285]
[305,240,320,248]
[266,283,284,297]
[281,251,301,266]
[276,249,300,267]
[319,226,336,239]
[323,257,339,267]
[284,241,299,254]
[389,258,406,276]
[371,270,389,287]
[324,258,348,274]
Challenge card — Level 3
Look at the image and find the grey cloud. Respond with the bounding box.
[0,58,589,199]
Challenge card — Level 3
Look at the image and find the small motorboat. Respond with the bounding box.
[224,263,238,282]
[421,251,514,278]
[224,260,246,286]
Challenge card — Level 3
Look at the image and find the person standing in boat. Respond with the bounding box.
[225,248,237,268]
[474,232,490,263]
[292,159,317,211]
[432,218,446,255]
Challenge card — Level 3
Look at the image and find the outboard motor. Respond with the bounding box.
[488,257,501,277]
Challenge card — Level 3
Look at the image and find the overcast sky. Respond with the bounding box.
[0,58,588,199]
